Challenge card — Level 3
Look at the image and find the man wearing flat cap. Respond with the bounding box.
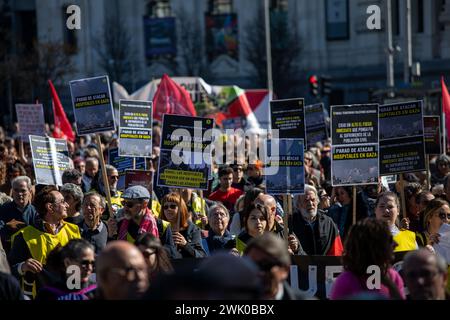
[108,185,180,259]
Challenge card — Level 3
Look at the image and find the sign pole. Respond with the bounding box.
[425,155,430,191]
[96,134,113,216]
[399,174,407,219]
[282,194,289,243]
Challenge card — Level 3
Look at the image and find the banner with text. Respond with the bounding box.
[125,170,154,196]
[158,115,213,190]
[270,98,306,141]
[119,100,153,157]
[331,104,379,186]
[69,75,115,135]
[29,135,70,186]
[16,104,46,140]
[379,101,426,175]
[305,103,328,148]
[265,139,304,195]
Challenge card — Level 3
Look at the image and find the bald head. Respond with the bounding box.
[97,241,149,300]
[255,194,277,229]
[403,249,448,300]
[85,157,99,178]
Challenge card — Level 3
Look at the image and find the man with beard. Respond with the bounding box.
[8,186,80,298]
[0,176,38,254]
[244,233,310,300]
[93,165,123,220]
[289,184,343,256]
[78,192,108,254]
[403,249,449,300]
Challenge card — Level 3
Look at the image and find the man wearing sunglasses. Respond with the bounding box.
[111,186,180,259]
[244,233,309,300]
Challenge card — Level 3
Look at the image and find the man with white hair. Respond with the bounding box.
[0,176,38,254]
[289,184,343,256]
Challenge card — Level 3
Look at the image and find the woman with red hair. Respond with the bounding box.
[160,192,207,258]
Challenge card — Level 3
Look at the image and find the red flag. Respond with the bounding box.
[152,74,197,121]
[442,76,450,148]
[48,79,75,142]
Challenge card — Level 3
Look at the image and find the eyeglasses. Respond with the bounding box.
[163,204,178,210]
[255,259,281,272]
[122,201,140,208]
[233,167,243,172]
[211,211,228,219]
[404,269,439,280]
[80,260,95,267]
[109,266,147,281]
[13,188,28,195]
[109,175,119,180]
[304,157,313,161]
[53,199,67,205]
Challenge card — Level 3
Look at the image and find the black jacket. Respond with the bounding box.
[288,210,342,256]
[177,221,207,258]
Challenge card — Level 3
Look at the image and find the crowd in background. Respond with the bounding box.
[0,121,449,301]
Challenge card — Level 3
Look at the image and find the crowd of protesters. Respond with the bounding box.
[0,121,449,301]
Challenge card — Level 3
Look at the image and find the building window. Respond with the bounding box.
[412,0,424,33]
[270,0,288,11]
[146,0,172,18]
[62,5,77,54]
[143,0,176,60]
[392,0,400,35]
[208,0,233,15]
[325,0,349,40]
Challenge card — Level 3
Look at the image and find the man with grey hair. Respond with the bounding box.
[288,184,343,256]
[79,191,108,253]
[60,183,84,225]
[403,248,449,300]
[0,176,37,254]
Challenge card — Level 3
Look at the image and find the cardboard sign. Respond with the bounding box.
[379,101,426,175]
[108,148,146,191]
[119,100,153,157]
[423,116,442,155]
[305,103,328,148]
[158,115,213,190]
[69,75,115,135]
[265,139,304,195]
[15,104,46,140]
[29,135,70,186]
[331,104,379,186]
[270,98,306,140]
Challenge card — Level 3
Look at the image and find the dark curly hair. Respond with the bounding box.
[342,218,403,299]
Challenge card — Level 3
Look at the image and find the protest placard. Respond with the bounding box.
[15,104,46,140]
[270,98,306,140]
[125,170,154,195]
[289,252,409,300]
[29,135,70,186]
[119,100,153,157]
[379,101,426,175]
[423,116,442,155]
[265,139,304,195]
[305,103,328,148]
[69,75,115,135]
[158,115,213,190]
[108,148,146,191]
[331,104,379,186]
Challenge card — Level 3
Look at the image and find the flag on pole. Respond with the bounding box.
[441,76,450,149]
[152,74,197,121]
[48,79,75,142]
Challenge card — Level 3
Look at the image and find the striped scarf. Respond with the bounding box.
[118,207,159,240]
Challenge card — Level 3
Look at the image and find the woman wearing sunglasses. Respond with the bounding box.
[36,239,96,300]
[160,193,207,258]
[416,198,450,249]
[135,233,173,281]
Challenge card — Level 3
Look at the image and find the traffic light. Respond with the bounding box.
[321,75,332,96]
[309,75,319,97]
